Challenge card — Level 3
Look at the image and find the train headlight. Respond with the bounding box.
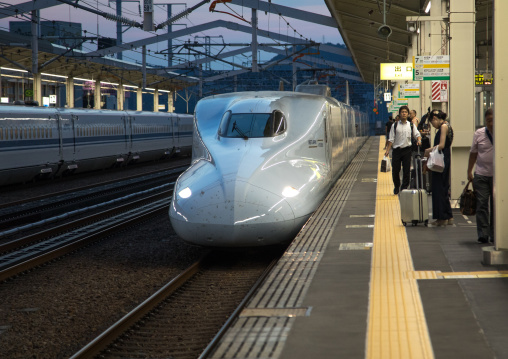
[178,187,192,199]
[282,186,300,198]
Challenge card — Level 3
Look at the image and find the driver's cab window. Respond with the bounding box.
[218,110,286,138]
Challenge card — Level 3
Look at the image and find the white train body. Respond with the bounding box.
[0,106,193,186]
[170,90,368,247]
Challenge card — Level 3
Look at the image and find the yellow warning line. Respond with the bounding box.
[366,137,434,359]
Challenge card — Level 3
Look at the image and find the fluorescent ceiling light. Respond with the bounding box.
[1,67,28,73]
[41,73,68,78]
[424,0,431,13]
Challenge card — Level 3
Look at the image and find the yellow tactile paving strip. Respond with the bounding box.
[366,138,434,359]
[408,270,508,279]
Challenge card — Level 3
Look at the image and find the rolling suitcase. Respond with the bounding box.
[400,150,429,226]
[410,155,431,193]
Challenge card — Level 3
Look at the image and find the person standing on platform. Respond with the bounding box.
[467,108,494,243]
[425,110,453,226]
[384,116,394,150]
[410,110,419,127]
[385,106,422,195]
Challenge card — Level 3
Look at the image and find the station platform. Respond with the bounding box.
[209,137,508,359]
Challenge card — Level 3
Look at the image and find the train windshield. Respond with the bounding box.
[218,110,286,139]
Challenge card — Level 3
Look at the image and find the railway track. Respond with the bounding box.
[71,250,281,359]
[0,189,173,282]
[0,165,187,230]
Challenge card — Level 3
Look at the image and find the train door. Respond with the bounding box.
[324,107,332,175]
[172,115,180,151]
[56,115,64,161]
[70,115,77,159]
[123,116,133,152]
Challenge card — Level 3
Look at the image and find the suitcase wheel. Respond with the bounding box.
[402,221,407,226]
[412,220,418,226]
[424,220,428,227]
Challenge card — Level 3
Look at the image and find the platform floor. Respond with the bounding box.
[209,137,508,359]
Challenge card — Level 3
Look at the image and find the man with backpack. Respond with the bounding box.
[385,106,422,195]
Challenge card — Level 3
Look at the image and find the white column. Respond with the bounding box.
[153,89,159,112]
[168,91,174,113]
[66,77,74,108]
[449,0,476,202]
[137,87,142,111]
[94,80,101,109]
[483,0,508,264]
[117,82,123,111]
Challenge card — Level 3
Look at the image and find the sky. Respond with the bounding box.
[0,0,344,70]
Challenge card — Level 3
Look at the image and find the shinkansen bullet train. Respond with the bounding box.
[0,105,193,187]
[170,85,368,247]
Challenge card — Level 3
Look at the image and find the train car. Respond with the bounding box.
[0,105,193,186]
[169,88,369,247]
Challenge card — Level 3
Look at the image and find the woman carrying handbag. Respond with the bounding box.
[424,110,454,226]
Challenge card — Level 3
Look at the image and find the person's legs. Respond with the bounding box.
[488,176,494,242]
[401,148,412,190]
[474,175,491,241]
[391,148,402,192]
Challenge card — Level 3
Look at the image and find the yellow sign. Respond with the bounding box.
[380,63,413,80]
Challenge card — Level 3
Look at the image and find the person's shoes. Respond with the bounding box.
[447,218,454,225]
[394,187,399,195]
[431,219,448,226]
[477,236,489,244]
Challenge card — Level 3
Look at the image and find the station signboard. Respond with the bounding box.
[388,98,408,112]
[400,83,420,98]
[380,63,413,80]
[413,55,450,81]
[475,73,494,85]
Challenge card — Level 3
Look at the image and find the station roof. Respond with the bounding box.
[325,0,492,84]
[0,30,199,90]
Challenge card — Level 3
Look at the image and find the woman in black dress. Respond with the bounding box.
[425,110,453,226]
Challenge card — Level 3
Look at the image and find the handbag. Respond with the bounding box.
[427,147,445,173]
[380,156,391,172]
[459,180,476,216]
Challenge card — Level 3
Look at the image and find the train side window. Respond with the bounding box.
[272,111,286,136]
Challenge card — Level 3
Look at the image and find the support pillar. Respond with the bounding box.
[292,46,297,91]
[94,80,101,109]
[31,10,41,106]
[66,77,74,108]
[168,91,174,113]
[449,0,476,201]
[251,8,258,72]
[154,89,159,112]
[117,82,123,111]
[346,80,350,105]
[142,45,147,90]
[137,87,142,111]
[198,64,203,98]
[483,0,508,264]
[33,73,42,106]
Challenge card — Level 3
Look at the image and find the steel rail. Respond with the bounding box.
[0,164,189,210]
[198,256,281,359]
[70,253,210,359]
[0,189,172,254]
[0,169,184,230]
[0,203,168,282]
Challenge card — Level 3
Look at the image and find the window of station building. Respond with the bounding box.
[218,110,287,138]
[0,128,3,140]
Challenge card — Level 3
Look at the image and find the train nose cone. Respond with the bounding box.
[170,178,296,247]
